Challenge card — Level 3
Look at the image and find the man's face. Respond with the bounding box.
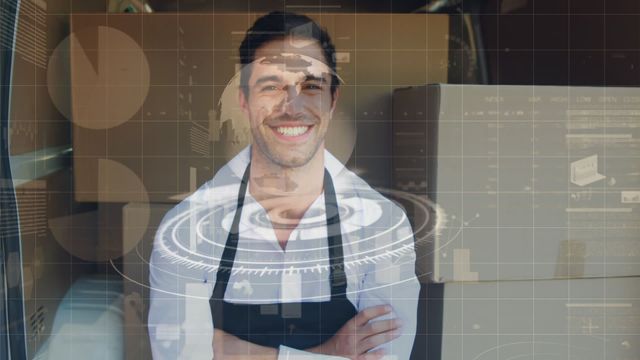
[239,37,338,168]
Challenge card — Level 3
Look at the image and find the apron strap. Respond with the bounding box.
[211,165,250,300]
[323,169,348,299]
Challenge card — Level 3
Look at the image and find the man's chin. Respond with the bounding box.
[265,146,320,169]
[269,154,314,168]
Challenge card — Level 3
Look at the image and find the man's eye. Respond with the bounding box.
[302,84,322,91]
[261,85,279,92]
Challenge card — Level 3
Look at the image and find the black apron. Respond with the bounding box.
[209,165,358,350]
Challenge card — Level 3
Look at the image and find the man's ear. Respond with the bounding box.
[238,88,250,119]
[330,87,340,118]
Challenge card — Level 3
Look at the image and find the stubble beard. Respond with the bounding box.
[251,124,323,169]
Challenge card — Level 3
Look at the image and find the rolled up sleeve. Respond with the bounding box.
[356,213,420,360]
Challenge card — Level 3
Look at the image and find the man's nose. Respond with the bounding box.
[283,84,304,114]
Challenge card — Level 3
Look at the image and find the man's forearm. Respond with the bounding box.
[213,329,278,360]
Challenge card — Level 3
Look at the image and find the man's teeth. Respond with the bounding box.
[275,126,309,137]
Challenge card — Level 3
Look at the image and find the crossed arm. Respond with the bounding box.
[212,305,402,360]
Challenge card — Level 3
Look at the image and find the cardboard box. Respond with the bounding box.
[440,277,640,360]
[393,85,640,282]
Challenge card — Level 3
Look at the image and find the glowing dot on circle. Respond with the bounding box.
[472,324,480,330]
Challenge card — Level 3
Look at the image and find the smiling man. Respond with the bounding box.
[148,11,420,360]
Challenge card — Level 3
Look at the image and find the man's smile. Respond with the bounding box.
[268,123,315,142]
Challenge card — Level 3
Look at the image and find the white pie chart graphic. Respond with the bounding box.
[48,25,150,129]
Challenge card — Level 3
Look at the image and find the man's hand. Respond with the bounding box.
[213,328,278,360]
[307,305,403,360]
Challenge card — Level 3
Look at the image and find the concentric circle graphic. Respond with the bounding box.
[112,187,451,300]
[148,185,442,278]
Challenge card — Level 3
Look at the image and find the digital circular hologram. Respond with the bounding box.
[111,187,452,300]
[148,184,443,278]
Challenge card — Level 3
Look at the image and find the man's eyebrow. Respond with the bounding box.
[303,75,327,83]
[253,75,281,86]
[253,74,327,87]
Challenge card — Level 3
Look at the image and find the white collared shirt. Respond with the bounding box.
[148,146,420,359]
